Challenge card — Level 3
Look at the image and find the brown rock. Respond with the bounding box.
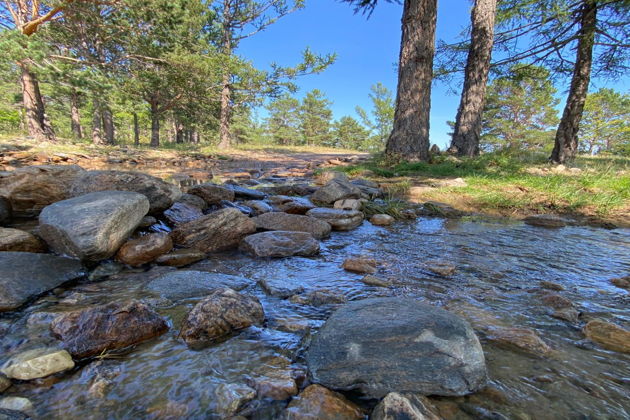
[155,249,206,267]
[51,300,168,358]
[0,228,45,252]
[311,179,362,205]
[371,392,443,420]
[427,261,456,277]
[116,233,173,267]
[540,281,564,291]
[306,208,364,231]
[171,208,256,253]
[180,288,264,348]
[361,275,390,287]
[552,308,580,323]
[370,214,395,226]
[583,319,630,353]
[289,289,346,306]
[541,293,574,309]
[342,257,377,274]
[253,212,331,239]
[176,193,208,210]
[187,183,234,205]
[610,276,630,290]
[486,327,553,356]
[284,384,363,420]
[0,375,10,393]
[163,202,204,226]
[240,231,320,258]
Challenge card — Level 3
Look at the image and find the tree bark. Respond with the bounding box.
[450,0,497,157]
[150,100,160,148]
[102,104,115,145]
[70,89,83,139]
[133,112,140,146]
[550,0,597,164]
[91,97,104,144]
[218,0,233,149]
[175,120,184,144]
[19,62,56,142]
[385,0,437,162]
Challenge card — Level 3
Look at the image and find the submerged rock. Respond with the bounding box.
[179,288,264,348]
[259,277,305,298]
[154,249,206,267]
[214,383,257,417]
[361,275,391,287]
[51,300,168,358]
[290,289,346,306]
[583,320,630,353]
[240,231,320,258]
[0,252,84,312]
[39,191,149,261]
[523,214,569,228]
[610,276,630,290]
[427,261,456,277]
[371,392,442,420]
[342,257,377,274]
[306,298,487,398]
[1,349,74,380]
[146,270,251,299]
[283,384,363,420]
[187,183,234,205]
[486,327,553,356]
[306,208,364,231]
[0,228,45,253]
[0,398,33,416]
[116,233,173,267]
[253,212,331,239]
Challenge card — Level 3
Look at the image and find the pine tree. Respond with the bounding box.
[266,93,301,145]
[299,89,333,146]
[579,88,630,154]
[333,116,370,150]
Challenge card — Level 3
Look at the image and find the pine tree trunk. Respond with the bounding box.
[19,62,56,142]
[150,101,160,148]
[175,121,184,144]
[451,0,497,157]
[70,90,83,139]
[385,0,437,162]
[550,0,597,164]
[218,0,233,150]
[133,112,140,146]
[92,97,104,144]
[102,105,115,145]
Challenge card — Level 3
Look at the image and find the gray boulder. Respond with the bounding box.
[253,212,331,239]
[306,298,487,398]
[146,270,251,300]
[39,191,150,261]
[0,252,85,312]
[306,208,364,231]
[311,179,362,205]
[240,231,320,258]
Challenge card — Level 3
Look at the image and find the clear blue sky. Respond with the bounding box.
[237,0,627,149]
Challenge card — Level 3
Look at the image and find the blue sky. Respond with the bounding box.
[237,0,628,149]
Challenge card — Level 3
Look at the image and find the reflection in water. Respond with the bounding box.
[1,218,629,419]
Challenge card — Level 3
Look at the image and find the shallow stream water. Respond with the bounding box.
[1,217,629,419]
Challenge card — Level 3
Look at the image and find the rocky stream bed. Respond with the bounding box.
[0,157,629,420]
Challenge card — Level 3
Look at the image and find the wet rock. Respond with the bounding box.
[540,281,564,291]
[371,392,442,420]
[240,231,320,258]
[0,228,45,252]
[155,249,206,267]
[583,320,630,353]
[523,214,568,228]
[116,233,173,267]
[146,270,251,299]
[0,398,33,416]
[311,179,362,205]
[179,288,264,348]
[69,170,181,214]
[333,198,362,211]
[224,184,266,200]
[39,191,149,261]
[610,276,630,290]
[306,298,487,398]
[176,193,208,210]
[427,261,456,277]
[370,214,394,226]
[88,261,124,281]
[171,208,256,253]
[242,200,274,215]
[268,195,316,214]
[272,315,312,333]
[0,252,85,312]
[486,327,553,356]
[1,349,74,380]
[283,384,363,420]
[352,179,383,199]
[306,208,364,231]
[259,278,305,298]
[0,376,10,393]
[0,164,85,217]
[0,197,11,225]
[259,184,317,197]
[51,300,168,358]
[255,370,298,400]
[163,202,204,226]
[188,183,235,205]
[342,257,377,274]
[290,289,346,306]
[214,383,257,417]
[361,275,390,287]
[552,308,580,323]
[254,212,331,239]
[138,216,157,228]
[459,403,509,420]
[541,293,574,309]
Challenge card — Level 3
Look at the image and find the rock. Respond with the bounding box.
[163,202,204,226]
[0,197,11,225]
[179,288,264,348]
[171,208,256,253]
[418,201,464,218]
[0,398,33,416]
[259,278,305,298]
[0,228,45,252]
[242,200,274,215]
[155,249,206,267]
[176,193,208,210]
[0,252,85,312]
[486,327,553,356]
[0,376,10,393]
[224,184,266,200]
[283,384,363,420]
[253,212,331,239]
[427,261,456,277]
[50,300,168,358]
[371,393,442,420]
[69,170,180,214]
[240,231,320,258]
[311,179,362,205]
[552,308,580,323]
[0,165,85,217]
[268,196,316,214]
[255,370,298,401]
[316,171,349,185]
[214,383,256,417]
[290,289,347,306]
[259,184,316,197]
[138,216,157,228]
[352,180,383,199]
[88,261,124,281]
[187,183,235,205]
[370,214,395,226]
[361,275,390,287]
[540,281,564,291]
[306,208,364,231]
[146,270,251,299]
[610,276,630,290]
[334,199,362,211]
[541,293,574,309]
[39,191,150,261]
[1,349,74,380]
[116,233,173,266]
[0,407,26,420]
[306,298,487,398]
[524,214,569,228]
[342,257,377,274]
[583,320,630,353]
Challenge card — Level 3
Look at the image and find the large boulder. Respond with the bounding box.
[0,165,85,217]
[0,228,45,253]
[311,179,362,205]
[306,208,364,231]
[187,183,234,205]
[306,298,487,398]
[240,231,320,258]
[69,170,181,214]
[179,288,264,348]
[146,270,251,300]
[253,212,331,239]
[115,233,173,267]
[171,208,256,253]
[50,300,168,358]
[39,191,150,261]
[0,252,85,312]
